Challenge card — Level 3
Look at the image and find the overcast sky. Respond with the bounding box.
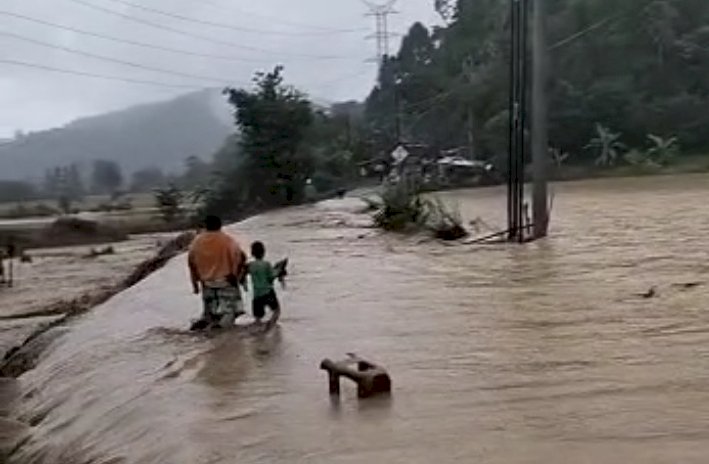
[0,0,440,137]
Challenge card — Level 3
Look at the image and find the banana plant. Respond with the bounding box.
[646,134,679,165]
[585,124,626,167]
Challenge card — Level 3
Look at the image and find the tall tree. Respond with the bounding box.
[92,160,123,195]
[130,167,165,192]
[44,164,84,213]
[180,156,211,190]
[224,66,314,206]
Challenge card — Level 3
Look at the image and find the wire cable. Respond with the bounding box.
[66,0,359,60]
[0,58,205,89]
[0,30,239,85]
[549,0,655,51]
[98,0,366,37]
[181,0,364,33]
[0,10,270,63]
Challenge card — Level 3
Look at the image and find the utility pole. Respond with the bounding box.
[507,0,528,242]
[531,0,549,238]
[394,77,402,143]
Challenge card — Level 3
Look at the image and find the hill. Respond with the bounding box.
[0,90,233,181]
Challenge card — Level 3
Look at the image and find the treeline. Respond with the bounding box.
[364,0,709,167]
[0,156,214,205]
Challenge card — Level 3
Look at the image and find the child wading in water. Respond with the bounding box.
[248,241,281,322]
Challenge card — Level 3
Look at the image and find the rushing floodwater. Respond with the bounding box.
[5,175,709,463]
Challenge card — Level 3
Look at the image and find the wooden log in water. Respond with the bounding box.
[320,355,391,399]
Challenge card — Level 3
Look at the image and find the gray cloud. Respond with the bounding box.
[0,0,439,137]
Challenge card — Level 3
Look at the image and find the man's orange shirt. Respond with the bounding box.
[188,230,244,283]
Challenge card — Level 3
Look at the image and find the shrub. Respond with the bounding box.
[424,197,468,240]
[369,183,468,240]
[154,183,184,223]
[372,183,429,231]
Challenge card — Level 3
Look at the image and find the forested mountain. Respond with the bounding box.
[0,90,232,181]
[365,0,709,164]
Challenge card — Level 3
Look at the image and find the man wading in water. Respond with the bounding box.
[188,215,247,329]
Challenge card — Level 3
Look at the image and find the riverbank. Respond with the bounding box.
[0,231,194,377]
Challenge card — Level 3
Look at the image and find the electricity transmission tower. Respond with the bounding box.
[363,0,398,66]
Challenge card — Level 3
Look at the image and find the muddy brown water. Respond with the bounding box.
[5,175,709,463]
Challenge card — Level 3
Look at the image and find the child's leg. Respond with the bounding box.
[265,290,281,317]
[252,296,266,321]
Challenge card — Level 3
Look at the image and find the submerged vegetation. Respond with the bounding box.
[366,183,468,240]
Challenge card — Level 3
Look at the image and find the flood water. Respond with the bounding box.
[6,175,709,463]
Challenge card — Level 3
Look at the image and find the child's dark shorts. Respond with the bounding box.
[252,290,280,320]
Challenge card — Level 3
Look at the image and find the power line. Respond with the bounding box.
[0,58,204,89]
[0,30,240,86]
[0,57,343,108]
[548,0,656,51]
[0,10,270,64]
[65,0,357,60]
[403,85,460,111]
[548,12,623,51]
[98,0,365,37]
[182,0,366,33]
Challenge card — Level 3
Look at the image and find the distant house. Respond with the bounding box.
[387,143,439,185]
[360,143,494,188]
[357,154,390,180]
[436,155,493,185]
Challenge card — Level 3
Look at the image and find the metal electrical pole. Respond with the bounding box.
[364,1,399,144]
[531,0,549,239]
[364,0,398,66]
[508,0,528,242]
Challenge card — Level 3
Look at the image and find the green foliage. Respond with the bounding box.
[371,183,429,231]
[622,134,680,168]
[362,0,709,165]
[623,149,657,168]
[153,183,184,224]
[44,164,85,213]
[0,181,38,203]
[369,183,467,239]
[201,67,359,219]
[425,197,468,240]
[179,156,212,190]
[224,66,314,207]
[130,167,166,192]
[92,159,123,195]
[585,124,625,167]
[646,134,679,165]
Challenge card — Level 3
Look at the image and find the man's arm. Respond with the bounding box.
[187,251,200,294]
[229,239,248,287]
[238,250,249,291]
